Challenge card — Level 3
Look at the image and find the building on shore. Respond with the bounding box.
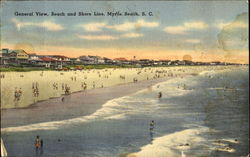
[0,48,242,68]
[0,49,29,66]
[79,55,105,65]
[114,57,131,65]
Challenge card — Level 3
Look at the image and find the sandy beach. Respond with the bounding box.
[0,67,192,109]
[1,76,170,128]
[1,66,249,157]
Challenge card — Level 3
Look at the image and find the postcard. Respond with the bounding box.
[0,0,249,157]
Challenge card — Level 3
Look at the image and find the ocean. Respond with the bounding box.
[1,66,249,157]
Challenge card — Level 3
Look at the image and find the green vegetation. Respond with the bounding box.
[66,64,138,69]
[0,64,140,72]
[0,64,199,72]
[0,67,50,72]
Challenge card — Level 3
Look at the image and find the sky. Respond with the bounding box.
[0,1,249,63]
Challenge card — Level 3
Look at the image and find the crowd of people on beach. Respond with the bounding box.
[5,66,239,108]
[9,68,182,104]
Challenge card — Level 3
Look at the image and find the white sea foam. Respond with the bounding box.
[127,126,209,157]
[1,92,162,132]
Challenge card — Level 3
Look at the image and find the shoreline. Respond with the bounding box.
[1,76,172,128]
[1,67,249,157]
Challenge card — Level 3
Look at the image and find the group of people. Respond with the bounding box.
[32,82,39,97]
[177,84,187,90]
[0,74,5,78]
[133,78,138,83]
[14,88,22,101]
[52,82,59,90]
[81,82,87,90]
[64,85,71,95]
[119,75,126,80]
[71,76,77,81]
[12,68,172,105]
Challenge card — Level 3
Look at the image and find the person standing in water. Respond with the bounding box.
[158,92,162,99]
[149,120,155,141]
[40,139,44,155]
[34,135,41,154]
[150,120,155,131]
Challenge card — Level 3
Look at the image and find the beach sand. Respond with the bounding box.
[1,76,170,128]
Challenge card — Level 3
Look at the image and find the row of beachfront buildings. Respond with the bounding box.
[0,48,237,69]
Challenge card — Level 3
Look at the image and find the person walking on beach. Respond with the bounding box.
[34,135,41,155]
[14,88,19,101]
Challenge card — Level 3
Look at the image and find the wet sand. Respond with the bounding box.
[1,77,170,128]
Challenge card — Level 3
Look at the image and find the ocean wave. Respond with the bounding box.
[127,126,209,157]
[1,92,162,132]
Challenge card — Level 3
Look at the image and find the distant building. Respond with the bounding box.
[0,51,3,65]
[210,61,222,65]
[89,55,105,64]
[103,57,114,64]
[158,60,171,65]
[138,59,154,66]
[69,58,81,65]
[183,60,194,65]
[177,60,185,65]
[1,49,29,65]
[39,56,56,68]
[49,55,70,62]
[79,55,105,64]
[79,55,95,64]
[29,53,41,64]
[114,57,131,64]
[0,49,10,65]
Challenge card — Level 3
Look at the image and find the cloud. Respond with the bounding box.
[122,33,144,38]
[185,39,201,43]
[78,19,159,32]
[215,21,248,30]
[79,22,107,32]
[164,21,208,35]
[77,33,144,40]
[77,35,118,40]
[12,18,63,31]
[106,19,159,31]
[164,26,187,35]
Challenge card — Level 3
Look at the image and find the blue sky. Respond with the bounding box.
[0,1,248,63]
